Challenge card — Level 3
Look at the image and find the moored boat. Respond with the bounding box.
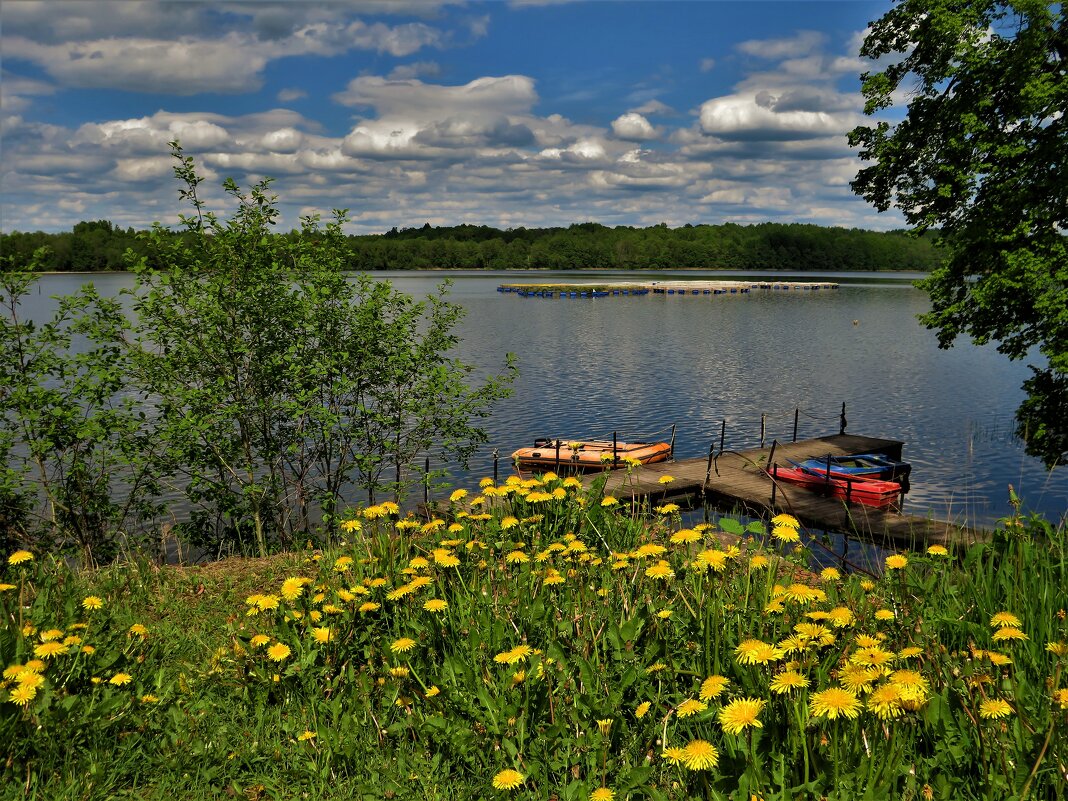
[511,438,672,471]
[793,453,911,483]
[768,465,903,508]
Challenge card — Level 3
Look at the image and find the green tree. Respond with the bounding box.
[849,0,1068,466]
[125,144,515,556]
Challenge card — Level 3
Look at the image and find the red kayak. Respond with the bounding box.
[768,465,903,508]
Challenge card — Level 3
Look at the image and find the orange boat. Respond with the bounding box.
[511,438,672,471]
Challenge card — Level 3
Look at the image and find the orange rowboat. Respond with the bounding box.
[511,438,672,471]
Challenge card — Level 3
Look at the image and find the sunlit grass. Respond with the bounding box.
[2,474,1066,800]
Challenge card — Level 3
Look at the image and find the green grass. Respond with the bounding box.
[2,476,1066,801]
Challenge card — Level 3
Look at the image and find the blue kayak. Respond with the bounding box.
[791,453,912,483]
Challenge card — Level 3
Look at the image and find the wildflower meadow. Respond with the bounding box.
[2,473,1066,800]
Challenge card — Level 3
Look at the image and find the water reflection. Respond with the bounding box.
[15,271,1068,532]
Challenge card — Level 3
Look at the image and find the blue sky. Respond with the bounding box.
[1,0,907,234]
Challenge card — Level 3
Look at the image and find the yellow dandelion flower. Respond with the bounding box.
[655,503,680,514]
[820,567,841,582]
[109,672,132,686]
[888,669,929,703]
[645,662,667,674]
[33,641,69,659]
[771,525,800,543]
[1053,689,1068,710]
[884,554,908,570]
[600,496,619,507]
[769,670,809,694]
[979,698,1013,719]
[658,474,675,484]
[297,730,317,742]
[140,694,159,704]
[596,718,612,735]
[7,550,33,565]
[696,674,730,700]
[867,683,904,719]
[425,685,441,698]
[267,643,291,662]
[990,611,1022,629]
[23,660,45,672]
[340,518,362,533]
[661,747,687,765]
[825,607,856,628]
[782,583,826,605]
[860,579,876,591]
[695,549,729,571]
[1046,641,1067,657]
[505,550,529,564]
[645,560,675,580]
[670,528,701,544]
[432,548,460,568]
[986,651,1013,666]
[390,637,417,654]
[875,609,896,621]
[991,627,1028,643]
[771,513,800,529]
[7,684,36,706]
[81,595,104,611]
[129,624,149,637]
[16,671,45,690]
[250,634,270,648]
[735,639,779,666]
[39,628,64,642]
[898,646,923,659]
[449,488,468,503]
[590,788,615,801]
[809,687,862,720]
[491,769,525,791]
[749,554,770,570]
[851,646,895,669]
[312,627,331,644]
[633,543,667,558]
[926,544,949,556]
[362,505,387,520]
[280,578,305,601]
[0,583,15,592]
[635,700,652,718]
[718,697,766,735]
[682,739,719,771]
[675,698,707,718]
[423,598,448,612]
[389,667,410,678]
[81,645,95,655]
[838,664,882,694]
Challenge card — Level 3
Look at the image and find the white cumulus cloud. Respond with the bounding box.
[611,112,658,141]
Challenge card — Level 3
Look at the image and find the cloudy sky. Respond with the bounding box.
[1,0,908,235]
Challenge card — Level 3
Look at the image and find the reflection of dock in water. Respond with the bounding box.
[582,434,980,549]
[497,280,838,297]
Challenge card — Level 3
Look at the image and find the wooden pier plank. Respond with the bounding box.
[581,434,978,549]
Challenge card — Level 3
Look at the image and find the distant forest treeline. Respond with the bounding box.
[1,219,944,272]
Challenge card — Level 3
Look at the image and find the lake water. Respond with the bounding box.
[18,270,1068,533]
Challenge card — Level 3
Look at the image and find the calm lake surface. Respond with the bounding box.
[22,270,1068,532]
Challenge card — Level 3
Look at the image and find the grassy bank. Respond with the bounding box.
[2,473,1066,800]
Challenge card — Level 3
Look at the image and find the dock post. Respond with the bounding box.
[770,463,778,506]
[704,442,715,484]
[492,449,499,485]
[669,424,677,459]
[840,402,847,435]
[555,439,561,470]
[719,420,726,455]
[825,454,833,488]
[760,414,766,448]
[793,408,799,442]
[423,456,431,507]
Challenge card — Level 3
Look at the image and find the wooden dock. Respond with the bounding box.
[584,434,980,549]
[498,280,838,297]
